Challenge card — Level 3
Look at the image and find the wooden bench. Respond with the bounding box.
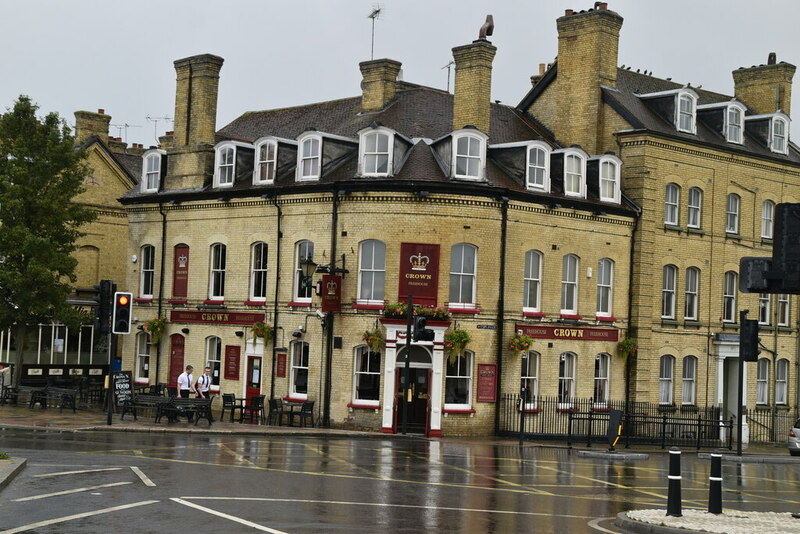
[157,397,214,426]
[121,394,170,421]
[29,386,78,413]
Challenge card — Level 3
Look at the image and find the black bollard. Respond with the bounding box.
[666,447,682,517]
[708,451,722,514]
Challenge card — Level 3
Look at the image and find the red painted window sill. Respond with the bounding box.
[283,396,307,403]
[168,298,187,304]
[448,308,480,315]
[443,408,476,414]
[560,314,582,320]
[523,311,547,318]
[203,299,225,305]
[522,408,542,414]
[592,406,611,412]
[244,300,266,307]
[595,316,617,322]
[287,302,311,308]
[347,402,380,410]
[557,407,578,413]
[134,297,153,304]
[352,303,384,310]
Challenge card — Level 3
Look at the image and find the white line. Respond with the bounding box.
[0,500,159,534]
[130,466,156,487]
[181,497,594,519]
[587,517,620,533]
[12,481,132,502]
[171,498,288,533]
[34,467,123,478]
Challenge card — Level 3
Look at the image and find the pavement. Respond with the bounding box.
[1,402,799,533]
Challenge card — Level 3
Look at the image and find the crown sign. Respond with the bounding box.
[326,280,338,295]
[177,255,188,268]
[409,253,430,271]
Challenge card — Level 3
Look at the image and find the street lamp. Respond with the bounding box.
[300,258,318,297]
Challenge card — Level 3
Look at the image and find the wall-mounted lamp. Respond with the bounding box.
[234,330,244,337]
[131,254,138,263]
[137,324,145,331]
[181,327,190,334]
[300,258,318,292]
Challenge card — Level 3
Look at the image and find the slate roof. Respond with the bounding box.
[79,135,140,184]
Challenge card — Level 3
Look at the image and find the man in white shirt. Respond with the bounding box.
[177,365,195,398]
[196,367,212,399]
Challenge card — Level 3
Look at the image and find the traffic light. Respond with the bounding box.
[92,280,113,334]
[740,318,761,362]
[413,316,434,342]
[111,292,133,334]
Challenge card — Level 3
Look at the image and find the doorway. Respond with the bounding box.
[394,345,432,435]
[246,356,262,399]
[168,334,185,388]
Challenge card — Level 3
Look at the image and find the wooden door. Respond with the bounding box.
[246,356,262,399]
[168,334,185,388]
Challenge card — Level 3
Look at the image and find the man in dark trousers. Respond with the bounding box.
[177,365,195,398]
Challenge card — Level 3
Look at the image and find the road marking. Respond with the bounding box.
[181,497,595,519]
[12,481,132,502]
[130,466,156,486]
[0,500,159,534]
[33,467,123,477]
[588,517,620,533]
[171,498,288,533]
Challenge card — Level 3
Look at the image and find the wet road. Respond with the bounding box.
[1,428,799,533]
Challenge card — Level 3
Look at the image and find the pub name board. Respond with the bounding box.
[170,310,266,325]
[517,324,619,342]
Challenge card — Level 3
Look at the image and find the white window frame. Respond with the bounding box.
[595,155,621,203]
[250,242,268,301]
[209,243,226,300]
[778,294,790,327]
[294,240,315,303]
[449,243,477,309]
[523,250,542,312]
[205,336,222,389]
[726,193,740,234]
[557,148,587,198]
[682,356,697,405]
[297,133,322,181]
[684,267,699,321]
[558,352,576,408]
[352,345,381,406]
[762,200,775,239]
[140,244,155,299]
[214,141,247,188]
[726,103,745,144]
[357,240,386,305]
[596,258,613,317]
[358,127,394,177]
[521,351,539,409]
[290,340,309,399]
[561,254,579,314]
[758,293,771,325]
[525,141,550,192]
[662,265,677,319]
[135,331,151,384]
[253,138,277,185]
[594,353,610,406]
[665,183,680,225]
[676,91,697,134]
[444,350,473,410]
[723,271,738,323]
[776,359,789,405]
[659,355,675,405]
[756,358,769,405]
[687,187,702,229]
[452,130,487,180]
[141,149,164,193]
[771,116,789,155]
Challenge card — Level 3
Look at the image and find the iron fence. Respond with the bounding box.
[745,406,799,443]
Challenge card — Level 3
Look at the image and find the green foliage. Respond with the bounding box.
[618,337,638,358]
[508,333,534,354]
[444,326,471,364]
[252,321,273,344]
[362,327,384,353]
[144,316,167,343]
[0,451,9,460]
[0,96,95,331]
[383,302,450,320]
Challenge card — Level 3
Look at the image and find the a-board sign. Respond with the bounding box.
[112,370,133,407]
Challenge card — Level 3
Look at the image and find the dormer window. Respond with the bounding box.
[216,145,234,187]
[677,91,697,134]
[727,104,744,144]
[141,149,165,193]
[597,155,621,203]
[772,116,789,154]
[452,130,486,180]
[526,141,550,191]
[563,151,586,197]
[298,134,321,181]
[213,141,253,188]
[253,138,277,184]
[358,127,393,177]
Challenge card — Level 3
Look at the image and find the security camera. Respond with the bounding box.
[291,330,303,338]
[517,329,523,335]
[316,309,325,319]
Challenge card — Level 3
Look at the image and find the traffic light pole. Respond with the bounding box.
[401,295,413,435]
[737,310,747,456]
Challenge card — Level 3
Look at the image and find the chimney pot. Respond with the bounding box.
[97,108,105,114]
[565,9,574,15]
[768,52,777,65]
[598,2,608,9]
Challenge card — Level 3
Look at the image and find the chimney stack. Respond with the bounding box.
[73,108,111,145]
[167,54,224,190]
[452,37,497,134]
[732,53,796,116]
[359,59,402,112]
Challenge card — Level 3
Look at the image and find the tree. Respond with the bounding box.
[0,96,96,384]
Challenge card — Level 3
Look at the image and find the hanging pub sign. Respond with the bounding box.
[398,243,440,307]
[321,274,342,312]
[172,244,190,298]
[516,324,619,342]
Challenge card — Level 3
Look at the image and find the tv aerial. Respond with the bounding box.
[146,115,173,144]
[367,4,383,60]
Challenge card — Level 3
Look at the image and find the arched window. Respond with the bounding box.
[452,131,486,180]
[253,138,277,184]
[445,350,473,409]
[682,356,697,405]
[684,267,699,321]
[214,143,237,187]
[526,142,550,191]
[140,244,155,299]
[659,355,675,405]
[727,104,744,144]
[561,254,579,314]
[250,242,268,301]
[521,351,539,408]
[359,128,393,176]
[665,183,680,225]
[294,240,315,302]
[776,359,789,405]
[564,151,586,197]
[596,258,614,317]
[771,116,788,154]
[598,156,621,203]
[662,265,677,319]
[558,352,576,407]
[357,240,386,304]
[135,331,151,384]
[353,346,380,404]
[209,243,226,300]
[756,358,770,405]
[762,200,775,239]
[723,271,738,323]
[726,193,740,234]
[205,336,222,388]
[141,150,164,192]
[290,340,310,398]
[687,187,702,229]
[523,250,542,312]
[677,91,697,133]
[594,353,610,405]
[297,134,322,181]
[449,243,477,308]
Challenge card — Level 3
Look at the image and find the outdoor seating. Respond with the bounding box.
[220,393,243,423]
[290,400,315,427]
[241,395,265,424]
[267,398,292,426]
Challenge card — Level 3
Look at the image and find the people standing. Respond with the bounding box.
[177,365,195,398]
[196,367,212,399]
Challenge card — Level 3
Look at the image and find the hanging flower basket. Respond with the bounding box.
[143,316,167,343]
[252,321,274,345]
[362,327,385,353]
[618,337,638,358]
[444,327,471,364]
[382,302,450,321]
[508,333,534,354]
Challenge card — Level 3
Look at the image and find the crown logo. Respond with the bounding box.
[326,279,338,295]
[409,253,429,271]
[177,255,188,268]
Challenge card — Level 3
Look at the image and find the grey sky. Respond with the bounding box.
[1,1,797,147]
